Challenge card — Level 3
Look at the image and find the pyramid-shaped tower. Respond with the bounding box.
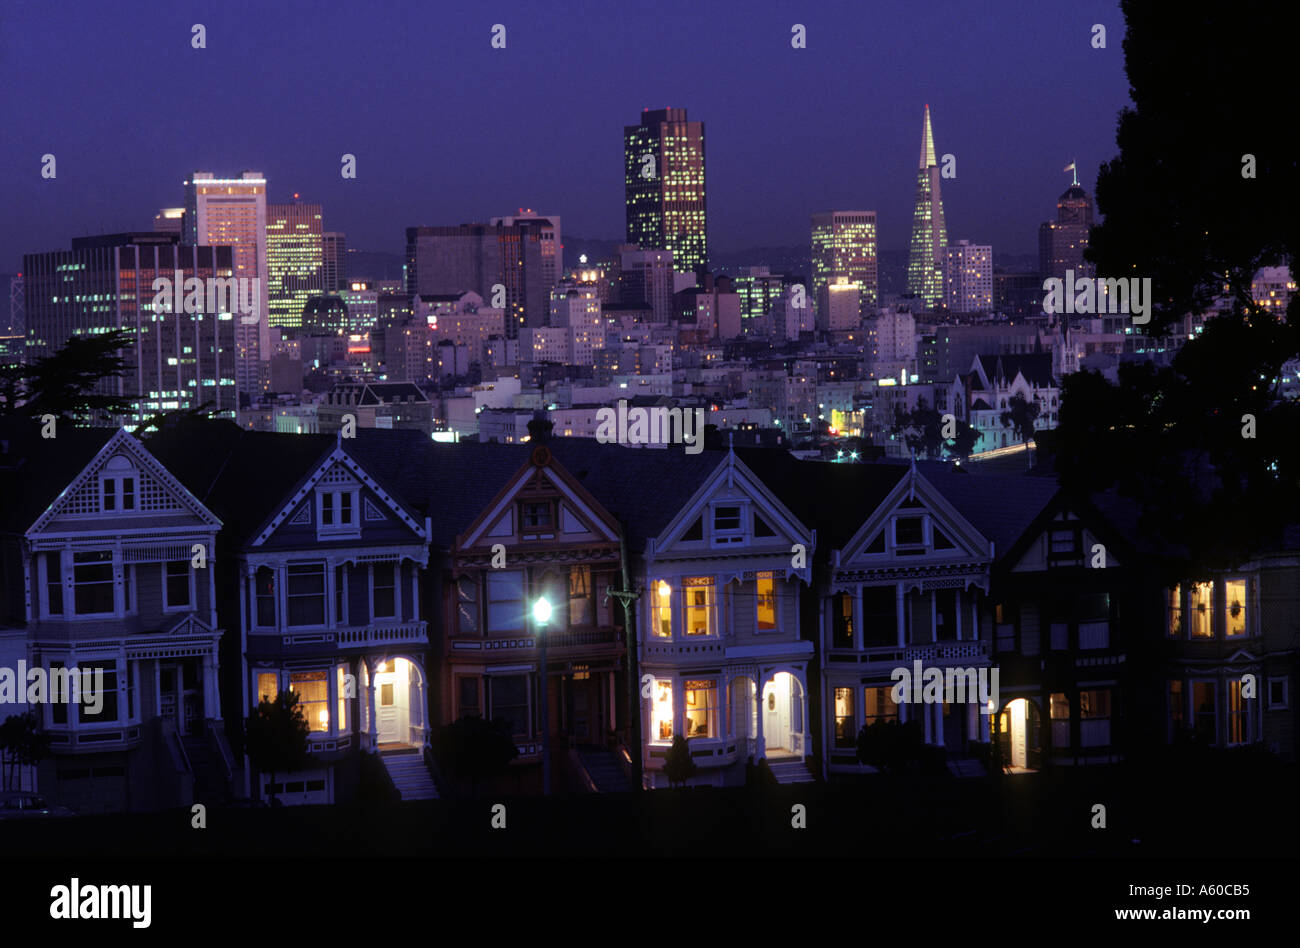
[907,105,949,308]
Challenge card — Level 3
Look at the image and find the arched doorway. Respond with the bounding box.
[372,656,426,748]
[996,697,1041,773]
[761,672,806,758]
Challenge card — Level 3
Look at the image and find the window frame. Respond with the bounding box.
[162,560,193,612]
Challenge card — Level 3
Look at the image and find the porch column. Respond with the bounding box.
[930,591,937,642]
[955,589,963,641]
[366,658,378,748]
[753,675,765,760]
[933,703,944,747]
[923,700,932,743]
[968,701,979,748]
[895,584,905,647]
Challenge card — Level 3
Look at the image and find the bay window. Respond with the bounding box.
[684,679,717,738]
[290,670,329,733]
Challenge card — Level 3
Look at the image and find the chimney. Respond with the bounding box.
[526,411,553,445]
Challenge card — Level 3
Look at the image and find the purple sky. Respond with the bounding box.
[1,0,1130,270]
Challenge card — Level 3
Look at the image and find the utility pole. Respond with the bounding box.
[607,528,643,791]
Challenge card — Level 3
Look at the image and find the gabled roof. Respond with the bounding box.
[973,352,1055,390]
[0,421,114,533]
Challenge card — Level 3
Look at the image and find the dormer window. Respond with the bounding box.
[318,489,359,536]
[711,504,745,546]
[100,456,137,512]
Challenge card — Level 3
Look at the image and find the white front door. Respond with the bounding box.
[375,662,403,743]
[1009,699,1027,770]
[763,686,784,754]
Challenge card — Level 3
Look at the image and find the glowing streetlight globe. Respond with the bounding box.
[532,597,552,626]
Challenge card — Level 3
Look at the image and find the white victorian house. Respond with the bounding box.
[2,427,228,813]
[638,449,816,787]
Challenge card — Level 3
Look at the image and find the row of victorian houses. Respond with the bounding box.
[0,417,1295,811]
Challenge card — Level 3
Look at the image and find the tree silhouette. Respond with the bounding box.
[244,690,311,806]
[0,711,51,791]
[437,715,519,796]
[856,719,924,774]
[0,329,136,423]
[1055,0,1300,571]
[1000,393,1041,445]
[662,733,697,788]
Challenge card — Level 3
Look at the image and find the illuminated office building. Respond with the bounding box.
[624,107,707,271]
[945,240,993,313]
[184,171,269,399]
[906,106,948,308]
[266,201,325,331]
[811,211,878,320]
[23,233,237,424]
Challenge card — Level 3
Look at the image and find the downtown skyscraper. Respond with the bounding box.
[811,211,878,322]
[1039,169,1095,284]
[184,171,269,400]
[265,200,325,330]
[906,105,948,308]
[23,233,238,423]
[624,107,707,272]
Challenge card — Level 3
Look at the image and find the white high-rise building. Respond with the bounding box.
[185,171,270,399]
[945,239,993,313]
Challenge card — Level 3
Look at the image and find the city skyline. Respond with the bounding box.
[1,0,1129,270]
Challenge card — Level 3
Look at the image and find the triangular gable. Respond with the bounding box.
[26,428,222,536]
[457,451,621,552]
[1002,492,1132,574]
[251,446,426,546]
[648,451,815,582]
[838,465,990,566]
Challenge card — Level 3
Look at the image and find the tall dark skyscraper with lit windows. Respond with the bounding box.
[907,105,948,308]
[624,107,707,272]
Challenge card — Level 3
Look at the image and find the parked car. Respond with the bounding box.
[0,791,76,819]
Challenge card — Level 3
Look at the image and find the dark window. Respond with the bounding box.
[490,675,528,736]
[935,589,957,639]
[77,661,118,724]
[164,561,191,608]
[122,477,135,511]
[372,563,396,618]
[522,502,552,529]
[255,567,276,627]
[568,567,593,627]
[895,517,923,546]
[458,676,480,719]
[457,575,479,634]
[102,479,116,512]
[713,506,742,532]
[72,551,114,615]
[862,585,897,646]
[45,552,63,616]
[286,564,326,627]
[832,593,854,648]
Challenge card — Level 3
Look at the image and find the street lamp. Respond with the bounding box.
[532,595,552,795]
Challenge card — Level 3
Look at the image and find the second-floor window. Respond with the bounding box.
[72,551,114,616]
[486,569,524,633]
[683,578,715,636]
[164,561,191,610]
[372,563,396,619]
[457,576,479,635]
[756,572,777,631]
[653,580,673,638]
[286,564,326,627]
[255,567,276,627]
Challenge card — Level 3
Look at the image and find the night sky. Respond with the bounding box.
[1,0,1130,270]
